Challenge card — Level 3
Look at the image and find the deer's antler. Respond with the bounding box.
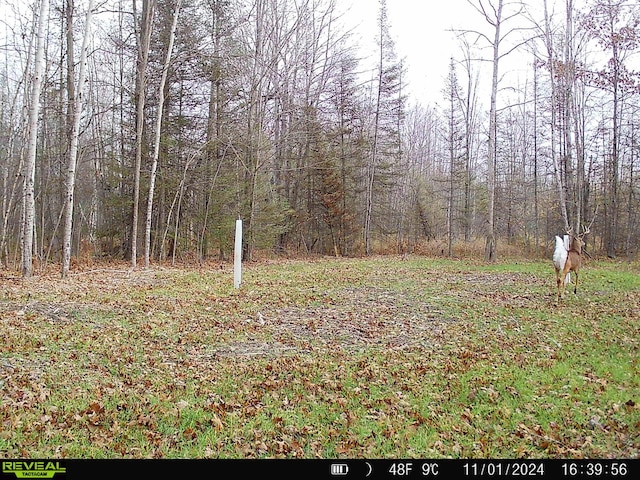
[580,205,599,238]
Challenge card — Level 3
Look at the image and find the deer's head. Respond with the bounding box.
[566,225,590,253]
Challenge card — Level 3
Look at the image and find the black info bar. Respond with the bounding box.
[1,459,637,479]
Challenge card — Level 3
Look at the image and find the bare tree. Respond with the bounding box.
[537,0,572,232]
[583,0,640,257]
[458,39,480,244]
[1,24,31,269]
[144,0,182,269]
[62,0,95,278]
[22,0,49,278]
[131,0,155,269]
[463,0,527,262]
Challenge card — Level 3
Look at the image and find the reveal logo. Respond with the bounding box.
[2,461,66,479]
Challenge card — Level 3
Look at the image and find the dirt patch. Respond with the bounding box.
[220,286,456,357]
[0,301,85,323]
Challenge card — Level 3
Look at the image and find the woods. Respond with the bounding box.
[1,0,639,275]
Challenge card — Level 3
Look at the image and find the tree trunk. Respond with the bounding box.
[365,0,394,256]
[543,0,570,232]
[131,0,155,269]
[22,0,49,278]
[484,0,502,263]
[62,0,94,278]
[533,57,540,256]
[144,0,182,268]
[446,59,457,257]
[606,40,620,258]
[199,0,225,262]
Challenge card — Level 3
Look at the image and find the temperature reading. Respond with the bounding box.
[422,463,439,476]
[389,463,413,476]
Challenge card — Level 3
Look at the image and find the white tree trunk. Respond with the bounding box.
[144,0,182,268]
[131,0,155,269]
[485,0,502,263]
[22,0,49,278]
[62,0,95,278]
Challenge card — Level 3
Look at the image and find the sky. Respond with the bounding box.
[344,0,483,105]
[342,0,586,108]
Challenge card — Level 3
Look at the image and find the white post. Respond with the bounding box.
[234,219,242,288]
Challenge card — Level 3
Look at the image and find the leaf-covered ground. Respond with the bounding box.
[0,256,638,458]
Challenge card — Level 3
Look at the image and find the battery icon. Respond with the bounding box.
[331,464,349,475]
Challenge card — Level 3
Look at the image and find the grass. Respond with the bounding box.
[0,256,638,459]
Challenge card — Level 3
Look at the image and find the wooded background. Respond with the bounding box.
[1,0,639,277]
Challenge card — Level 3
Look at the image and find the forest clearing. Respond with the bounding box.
[1,256,638,459]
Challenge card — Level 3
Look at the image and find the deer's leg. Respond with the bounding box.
[573,270,579,294]
[560,265,571,299]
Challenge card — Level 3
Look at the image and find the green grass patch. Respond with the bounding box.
[1,257,638,458]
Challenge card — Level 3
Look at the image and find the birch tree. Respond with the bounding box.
[1,29,31,268]
[62,0,95,278]
[22,0,49,278]
[131,0,155,268]
[144,0,182,269]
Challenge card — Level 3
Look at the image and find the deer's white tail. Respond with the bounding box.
[553,235,570,285]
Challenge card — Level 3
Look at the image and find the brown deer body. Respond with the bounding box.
[555,229,588,303]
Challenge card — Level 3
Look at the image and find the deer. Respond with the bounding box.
[553,235,569,299]
[554,225,590,304]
